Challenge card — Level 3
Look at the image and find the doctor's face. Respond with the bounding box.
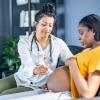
[35,15,54,38]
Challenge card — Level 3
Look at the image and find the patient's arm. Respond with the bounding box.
[47,66,70,92]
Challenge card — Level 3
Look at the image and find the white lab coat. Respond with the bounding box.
[14,33,73,89]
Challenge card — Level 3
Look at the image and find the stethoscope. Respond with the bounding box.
[30,33,52,62]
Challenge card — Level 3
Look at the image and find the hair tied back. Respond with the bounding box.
[43,3,55,14]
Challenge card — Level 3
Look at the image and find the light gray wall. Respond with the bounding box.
[65,0,100,46]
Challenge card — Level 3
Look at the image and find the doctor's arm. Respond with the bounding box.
[18,39,48,75]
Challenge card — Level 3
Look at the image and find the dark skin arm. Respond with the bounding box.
[66,58,100,98]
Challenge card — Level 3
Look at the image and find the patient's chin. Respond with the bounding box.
[47,66,70,92]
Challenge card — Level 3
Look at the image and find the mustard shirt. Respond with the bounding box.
[70,46,100,99]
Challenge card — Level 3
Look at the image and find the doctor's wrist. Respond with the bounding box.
[33,68,37,75]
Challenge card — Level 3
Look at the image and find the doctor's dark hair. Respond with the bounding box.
[79,14,100,41]
[35,3,56,23]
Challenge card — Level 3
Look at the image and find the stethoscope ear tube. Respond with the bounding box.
[30,34,52,62]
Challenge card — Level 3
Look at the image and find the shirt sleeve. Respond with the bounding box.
[58,39,73,62]
[88,50,100,73]
[18,37,36,76]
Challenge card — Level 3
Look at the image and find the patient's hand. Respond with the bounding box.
[65,57,77,66]
[47,66,70,92]
[42,84,52,92]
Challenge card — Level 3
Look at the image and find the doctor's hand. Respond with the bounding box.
[33,65,49,75]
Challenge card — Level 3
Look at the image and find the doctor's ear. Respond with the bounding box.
[33,21,38,27]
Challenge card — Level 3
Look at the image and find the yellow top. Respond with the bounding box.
[70,46,100,99]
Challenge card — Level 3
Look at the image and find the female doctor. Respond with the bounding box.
[0,3,73,96]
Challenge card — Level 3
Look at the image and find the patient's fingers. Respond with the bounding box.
[42,84,52,92]
[43,89,52,92]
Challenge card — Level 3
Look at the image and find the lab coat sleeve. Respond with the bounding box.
[18,37,36,76]
[58,39,73,62]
